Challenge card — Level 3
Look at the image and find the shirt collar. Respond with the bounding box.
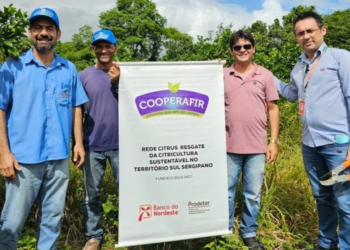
[299,42,327,63]
[229,62,262,76]
[24,48,66,67]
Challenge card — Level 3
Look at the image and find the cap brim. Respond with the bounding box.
[91,39,116,45]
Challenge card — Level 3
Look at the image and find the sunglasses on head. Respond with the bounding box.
[232,44,253,51]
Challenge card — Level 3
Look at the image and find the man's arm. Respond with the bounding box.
[72,106,85,169]
[0,110,20,179]
[337,50,350,160]
[266,101,279,163]
[274,76,299,103]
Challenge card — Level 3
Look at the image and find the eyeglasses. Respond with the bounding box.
[295,28,320,39]
[232,44,253,51]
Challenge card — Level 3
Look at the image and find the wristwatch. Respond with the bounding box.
[270,139,279,145]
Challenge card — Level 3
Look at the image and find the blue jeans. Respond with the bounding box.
[81,150,119,242]
[0,158,69,250]
[302,143,350,249]
[227,153,265,238]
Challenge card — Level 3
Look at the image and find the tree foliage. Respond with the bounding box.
[161,27,194,61]
[99,0,166,61]
[0,4,30,62]
[54,2,350,80]
[56,25,95,71]
[323,9,350,51]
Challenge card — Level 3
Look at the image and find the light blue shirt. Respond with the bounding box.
[0,49,88,163]
[275,43,350,147]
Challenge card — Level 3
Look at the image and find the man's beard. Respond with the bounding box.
[33,38,56,53]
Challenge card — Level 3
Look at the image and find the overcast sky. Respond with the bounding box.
[3,0,350,42]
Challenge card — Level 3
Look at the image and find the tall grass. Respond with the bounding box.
[0,101,320,249]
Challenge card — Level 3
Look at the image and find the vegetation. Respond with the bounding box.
[0,4,30,61]
[1,1,350,249]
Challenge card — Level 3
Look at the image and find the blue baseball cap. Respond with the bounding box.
[91,30,117,45]
[30,8,60,29]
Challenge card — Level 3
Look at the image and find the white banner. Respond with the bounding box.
[117,61,229,248]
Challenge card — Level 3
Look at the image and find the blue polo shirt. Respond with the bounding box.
[275,43,350,147]
[0,49,88,164]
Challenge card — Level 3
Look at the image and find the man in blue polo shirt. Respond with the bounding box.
[275,11,350,250]
[78,30,120,250]
[0,7,88,250]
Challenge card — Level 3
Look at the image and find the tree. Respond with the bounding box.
[0,4,30,63]
[161,27,194,61]
[323,9,350,51]
[56,25,95,71]
[268,19,285,48]
[162,23,233,63]
[248,20,268,35]
[99,0,166,61]
[247,21,272,54]
[71,25,93,48]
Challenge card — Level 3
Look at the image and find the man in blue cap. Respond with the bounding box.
[0,7,88,250]
[78,29,120,250]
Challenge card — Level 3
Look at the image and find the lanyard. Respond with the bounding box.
[301,46,328,94]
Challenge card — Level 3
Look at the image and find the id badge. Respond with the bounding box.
[299,100,305,114]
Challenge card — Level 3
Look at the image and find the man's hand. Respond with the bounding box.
[0,152,21,180]
[215,58,226,68]
[73,143,85,169]
[266,143,278,163]
[108,62,120,84]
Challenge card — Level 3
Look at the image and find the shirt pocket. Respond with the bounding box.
[56,88,71,106]
[323,66,339,81]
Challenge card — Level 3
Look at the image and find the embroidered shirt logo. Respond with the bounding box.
[59,91,69,99]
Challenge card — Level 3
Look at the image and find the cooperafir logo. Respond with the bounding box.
[135,82,209,119]
[138,204,179,222]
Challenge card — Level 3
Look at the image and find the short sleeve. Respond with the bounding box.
[265,70,279,102]
[71,64,88,107]
[0,61,14,111]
